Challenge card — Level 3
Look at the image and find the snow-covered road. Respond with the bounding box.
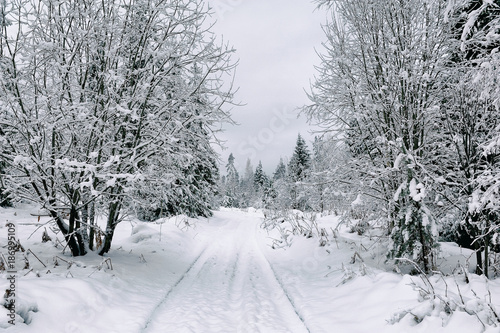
[142,213,310,333]
[3,206,498,333]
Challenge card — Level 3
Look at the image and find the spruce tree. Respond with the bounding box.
[273,158,287,181]
[239,159,255,208]
[270,158,289,209]
[252,161,272,208]
[388,154,438,273]
[440,0,500,275]
[254,161,265,190]
[288,134,311,182]
[288,134,311,210]
[223,153,240,207]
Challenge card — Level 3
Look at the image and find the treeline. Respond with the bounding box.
[218,134,346,213]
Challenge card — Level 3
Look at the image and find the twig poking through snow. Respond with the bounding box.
[27,249,46,267]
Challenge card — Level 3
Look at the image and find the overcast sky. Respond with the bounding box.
[207,0,327,175]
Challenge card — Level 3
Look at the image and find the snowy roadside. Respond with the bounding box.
[0,205,205,332]
[262,213,500,333]
[1,205,500,332]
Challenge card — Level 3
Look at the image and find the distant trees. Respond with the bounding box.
[218,134,313,211]
[239,159,255,207]
[0,0,235,256]
[253,161,266,191]
[288,135,311,182]
[219,154,272,209]
[273,158,287,181]
[269,158,290,209]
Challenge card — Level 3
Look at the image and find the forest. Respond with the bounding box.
[1,0,500,331]
[1,0,500,275]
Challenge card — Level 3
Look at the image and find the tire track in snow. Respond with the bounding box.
[263,258,311,333]
[250,225,312,333]
[141,247,207,332]
[140,212,312,332]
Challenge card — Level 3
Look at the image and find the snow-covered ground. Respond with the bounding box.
[1,205,500,332]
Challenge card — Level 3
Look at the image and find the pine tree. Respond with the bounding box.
[269,158,289,209]
[389,153,438,273]
[250,161,272,208]
[288,134,311,182]
[226,153,239,183]
[448,0,500,62]
[273,158,287,181]
[254,161,265,190]
[288,134,311,210]
[223,153,240,207]
[239,158,255,208]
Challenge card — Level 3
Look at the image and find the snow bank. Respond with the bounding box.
[1,206,500,332]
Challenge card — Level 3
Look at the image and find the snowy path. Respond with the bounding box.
[141,213,310,333]
[5,207,497,333]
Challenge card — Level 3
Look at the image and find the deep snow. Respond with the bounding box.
[1,206,500,332]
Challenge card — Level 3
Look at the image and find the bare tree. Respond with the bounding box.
[304,0,448,272]
[0,0,236,256]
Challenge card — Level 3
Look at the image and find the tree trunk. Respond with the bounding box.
[484,236,489,278]
[50,210,86,256]
[98,200,121,255]
[319,185,324,213]
[475,249,483,275]
[89,201,96,251]
[69,204,88,255]
[99,228,115,256]
[416,203,430,274]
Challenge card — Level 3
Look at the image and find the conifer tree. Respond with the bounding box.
[239,158,255,207]
[254,161,265,191]
[288,134,311,182]
[273,158,287,181]
[223,153,240,207]
[439,0,500,275]
[288,134,311,210]
[251,161,271,208]
[269,158,289,209]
